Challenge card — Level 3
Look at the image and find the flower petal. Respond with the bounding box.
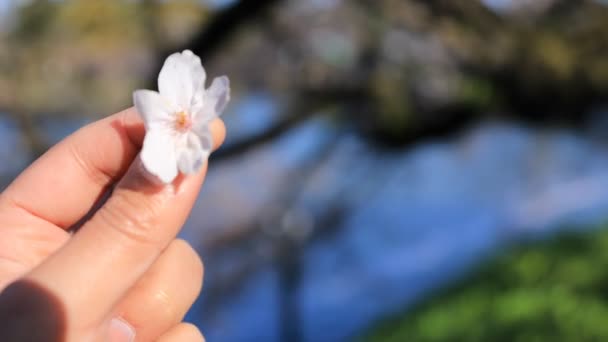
[158,50,206,110]
[133,90,174,129]
[207,76,231,115]
[194,76,231,125]
[197,126,214,152]
[177,132,210,174]
[140,128,179,183]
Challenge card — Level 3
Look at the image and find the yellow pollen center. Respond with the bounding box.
[175,111,191,131]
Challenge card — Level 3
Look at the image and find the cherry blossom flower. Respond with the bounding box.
[133,50,230,184]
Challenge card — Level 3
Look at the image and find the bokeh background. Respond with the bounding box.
[2,0,608,341]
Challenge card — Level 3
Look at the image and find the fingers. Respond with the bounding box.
[208,119,227,150]
[0,222,70,291]
[114,239,203,342]
[23,118,225,335]
[0,108,226,230]
[0,108,144,229]
[0,107,224,341]
[26,157,207,332]
[156,323,205,342]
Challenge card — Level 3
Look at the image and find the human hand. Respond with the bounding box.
[0,107,225,341]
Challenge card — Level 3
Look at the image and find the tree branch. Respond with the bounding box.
[148,0,285,88]
[211,86,368,161]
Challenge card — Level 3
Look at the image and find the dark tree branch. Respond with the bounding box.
[211,86,368,161]
[149,0,285,88]
[412,0,504,31]
[185,0,283,60]
[210,103,315,162]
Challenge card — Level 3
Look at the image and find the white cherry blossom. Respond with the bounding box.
[133,50,230,184]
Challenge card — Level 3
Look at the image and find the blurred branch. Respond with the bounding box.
[200,132,355,335]
[414,0,503,30]
[11,108,46,158]
[1,65,48,159]
[184,0,283,61]
[141,0,162,48]
[406,0,608,120]
[546,0,594,16]
[211,86,368,161]
[149,0,285,88]
[200,130,389,328]
[210,101,315,161]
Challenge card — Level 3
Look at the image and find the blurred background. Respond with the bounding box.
[2,0,608,341]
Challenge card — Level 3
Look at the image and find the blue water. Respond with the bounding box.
[3,103,608,341]
[182,117,608,341]
[0,114,31,181]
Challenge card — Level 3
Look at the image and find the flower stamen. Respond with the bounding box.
[174,111,192,131]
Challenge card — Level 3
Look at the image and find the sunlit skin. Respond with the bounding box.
[0,107,225,341]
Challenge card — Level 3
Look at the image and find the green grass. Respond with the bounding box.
[365,227,608,342]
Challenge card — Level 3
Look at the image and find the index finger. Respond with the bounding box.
[20,115,225,337]
[0,108,144,229]
[0,108,226,230]
[27,149,211,338]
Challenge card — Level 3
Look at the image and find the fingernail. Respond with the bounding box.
[108,317,135,342]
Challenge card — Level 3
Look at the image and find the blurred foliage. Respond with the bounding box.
[0,0,209,157]
[0,0,207,116]
[2,0,608,156]
[365,226,608,342]
[1,1,608,339]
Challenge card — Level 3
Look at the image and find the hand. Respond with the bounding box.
[0,108,225,341]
